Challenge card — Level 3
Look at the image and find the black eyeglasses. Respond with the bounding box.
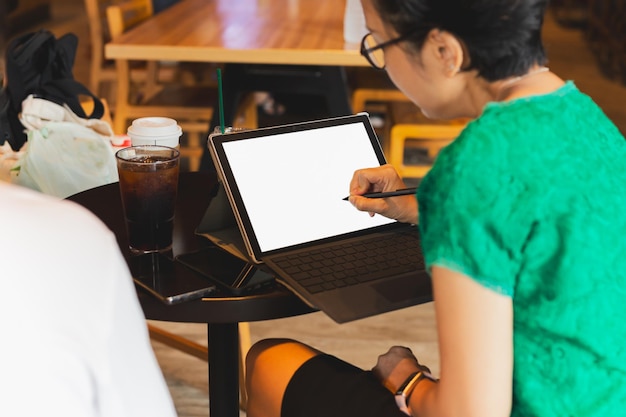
[360,32,416,70]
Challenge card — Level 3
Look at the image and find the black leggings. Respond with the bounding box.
[282,354,407,417]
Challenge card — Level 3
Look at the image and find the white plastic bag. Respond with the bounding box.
[11,96,118,198]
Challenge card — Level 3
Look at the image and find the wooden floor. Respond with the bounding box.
[13,2,626,416]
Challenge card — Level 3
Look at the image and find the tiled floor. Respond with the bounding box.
[11,2,626,416]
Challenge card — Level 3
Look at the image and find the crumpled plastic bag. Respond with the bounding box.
[11,95,118,199]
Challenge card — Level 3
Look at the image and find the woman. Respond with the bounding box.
[245,1,626,416]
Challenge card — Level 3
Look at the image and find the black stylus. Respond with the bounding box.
[342,187,417,201]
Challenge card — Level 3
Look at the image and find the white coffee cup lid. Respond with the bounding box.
[127,117,182,147]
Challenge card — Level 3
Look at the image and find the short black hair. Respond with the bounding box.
[371,0,549,81]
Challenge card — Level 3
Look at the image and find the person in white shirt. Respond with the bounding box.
[0,182,177,417]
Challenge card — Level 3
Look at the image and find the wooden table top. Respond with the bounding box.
[105,0,370,66]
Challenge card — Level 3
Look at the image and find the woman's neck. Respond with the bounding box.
[494,67,564,102]
[445,67,566,119]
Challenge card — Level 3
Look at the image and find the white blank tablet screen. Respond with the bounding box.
[221,122,395,252]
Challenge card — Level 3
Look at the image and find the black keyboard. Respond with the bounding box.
[270,230,425,294]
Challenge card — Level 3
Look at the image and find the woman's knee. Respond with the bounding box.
[246,338,319,379]
[247,338,294,368]
[245,339,321,417]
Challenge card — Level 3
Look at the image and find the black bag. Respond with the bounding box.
[0,30,104,151]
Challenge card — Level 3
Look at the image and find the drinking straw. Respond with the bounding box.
[217,68,225,133]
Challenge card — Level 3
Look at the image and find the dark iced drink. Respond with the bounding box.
[116,146,180,254]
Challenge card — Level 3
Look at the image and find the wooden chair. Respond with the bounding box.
[352,88,410,114]
[348,68,411,113]
[84,0,158,103]
[106,0,216,171]
[84,0,117,98]
[348,68,413,152]
[84,0,211,106]
[389,123,466,179]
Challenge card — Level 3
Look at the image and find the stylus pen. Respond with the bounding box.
[342,187,417,201]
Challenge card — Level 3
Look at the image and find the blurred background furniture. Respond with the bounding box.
[586,0,626,85]
[103,0,369,171]
[84,0,118,100]
[5,0,51,37]
[106,0,214,171]
[84,0,156,104]
[84,0,214,110]
[550,0,626,86]
[207,63,351,134]
[151,0,177,13]
[389,122,466,182]
[347,67,413,154]
[105,0,259,171]
[550,0,588,28]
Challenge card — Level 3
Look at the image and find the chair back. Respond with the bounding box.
[106,0,154,39]
[389,123,466,179]
[83,0,129,95]
[105,0,219,171]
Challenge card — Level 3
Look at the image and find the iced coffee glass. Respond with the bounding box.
[115,145,180,254]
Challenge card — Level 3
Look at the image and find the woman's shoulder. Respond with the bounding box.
[480,81,616,132]
[441,81,622,167]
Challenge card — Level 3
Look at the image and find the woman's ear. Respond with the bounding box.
[427,29,465,77]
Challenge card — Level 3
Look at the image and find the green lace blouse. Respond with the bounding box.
[417,82,626,415]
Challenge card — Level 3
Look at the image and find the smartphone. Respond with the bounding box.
[130,253,218,305]
[175,247,275,295]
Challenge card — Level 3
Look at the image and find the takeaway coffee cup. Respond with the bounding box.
[116,145,180,254]
[127,117,182,148]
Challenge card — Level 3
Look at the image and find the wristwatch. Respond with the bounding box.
[394,368,437,415]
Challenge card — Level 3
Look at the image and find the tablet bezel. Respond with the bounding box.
[208,113,392,263]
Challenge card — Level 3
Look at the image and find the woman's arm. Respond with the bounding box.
[376,266,513,417]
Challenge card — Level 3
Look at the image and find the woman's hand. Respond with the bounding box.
[348,164,418,224]
[372,346,423,393]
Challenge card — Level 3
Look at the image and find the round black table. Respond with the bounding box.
[68,171,315,417]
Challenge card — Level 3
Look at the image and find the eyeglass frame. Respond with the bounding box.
[360,31,418,70]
